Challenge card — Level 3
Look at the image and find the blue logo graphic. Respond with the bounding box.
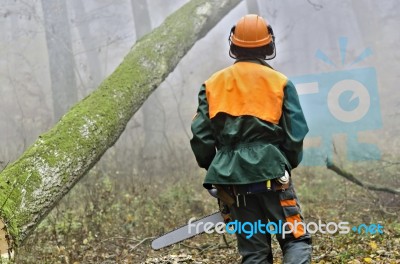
[352,223,383,235]
[291,37,382,166]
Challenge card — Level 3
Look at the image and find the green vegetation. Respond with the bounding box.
[15,154,399,263]
[0,0,242,247]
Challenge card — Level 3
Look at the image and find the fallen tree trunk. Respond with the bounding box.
[0,0,241,258]
[327,160,400,195]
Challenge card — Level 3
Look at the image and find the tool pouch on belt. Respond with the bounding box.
[273,180,290,192]
[213,185,235,223]
[218,199,232,223]
[214,185,235,206]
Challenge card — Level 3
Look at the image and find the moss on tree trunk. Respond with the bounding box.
[0,0,241,258]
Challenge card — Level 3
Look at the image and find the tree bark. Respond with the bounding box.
[0,0,241,258]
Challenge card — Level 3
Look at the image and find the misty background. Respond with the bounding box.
[1,0,399,262]
[1,0,399,194]
[1,1,399,176]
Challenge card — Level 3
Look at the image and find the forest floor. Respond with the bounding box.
[15,160,400,263]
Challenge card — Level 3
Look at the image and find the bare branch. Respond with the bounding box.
[307,0,324,11]
[129,236,156,251]
[326,160,400,195]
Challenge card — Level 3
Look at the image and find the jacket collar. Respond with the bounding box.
[234,58,273,69]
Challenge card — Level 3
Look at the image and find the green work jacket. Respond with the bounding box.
[190,59,308,188]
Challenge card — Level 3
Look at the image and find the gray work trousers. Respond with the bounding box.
[228,182,312,264]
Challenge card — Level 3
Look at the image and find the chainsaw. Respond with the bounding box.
[151,188,231,250]
[151,174,291,250]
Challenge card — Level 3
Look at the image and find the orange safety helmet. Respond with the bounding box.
[230,14,274,48]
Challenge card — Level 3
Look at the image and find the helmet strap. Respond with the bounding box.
[229,47,237,59]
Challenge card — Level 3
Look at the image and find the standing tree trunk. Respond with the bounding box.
[246,0,260,14]
[41,0,77,121]
[131,0,152,39]
[0,0,241,260]
[70,0,103,92]
[131,0,163,172]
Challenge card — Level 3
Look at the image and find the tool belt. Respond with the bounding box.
[215,179,290,208]
[233,179,290,195]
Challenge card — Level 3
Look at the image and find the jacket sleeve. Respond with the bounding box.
[190,85,216,169]
[279,80,309,169]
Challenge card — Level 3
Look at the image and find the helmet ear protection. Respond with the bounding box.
[267,25,275,43]
[228,26,235,47]
[265,24,276,60]
[228,21,276,60]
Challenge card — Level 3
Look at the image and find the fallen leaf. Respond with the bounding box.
[369,241,377,250]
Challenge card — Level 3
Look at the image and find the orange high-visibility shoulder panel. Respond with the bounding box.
[205,62,287,124]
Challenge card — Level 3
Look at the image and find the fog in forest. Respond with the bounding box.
[0,0,399,262]
[1,0,399,172]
